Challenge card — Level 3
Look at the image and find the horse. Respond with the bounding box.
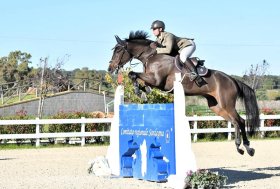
[108,30,260,156]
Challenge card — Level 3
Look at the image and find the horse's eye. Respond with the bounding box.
[116,48,123,52]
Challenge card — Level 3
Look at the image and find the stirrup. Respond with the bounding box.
[190,72,198,81]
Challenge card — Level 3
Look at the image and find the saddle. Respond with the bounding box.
[175,56,208,87]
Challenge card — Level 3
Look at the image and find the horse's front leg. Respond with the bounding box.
[128,71,141,96]
[128,71,158,94]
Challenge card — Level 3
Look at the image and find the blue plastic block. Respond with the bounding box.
[119,103,176,182]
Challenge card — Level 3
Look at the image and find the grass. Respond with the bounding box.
[186,105,212,115]
[1,136,279,150]
[266,89,280,100]
[193,134,280,143]
[1,94,37,106]
[0,142,109,150]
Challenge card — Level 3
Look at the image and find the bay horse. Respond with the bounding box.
[108,30,260,156]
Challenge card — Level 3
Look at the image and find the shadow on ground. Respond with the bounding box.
[210,166,280,185]
[0,157,16,161]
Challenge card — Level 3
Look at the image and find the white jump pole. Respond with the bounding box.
[106,85,124,176]
[167,73,197,188]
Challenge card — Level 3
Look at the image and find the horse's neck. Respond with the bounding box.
[135,49,156,63]
[142,54,175,70]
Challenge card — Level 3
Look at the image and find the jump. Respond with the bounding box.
[108,30,260,156]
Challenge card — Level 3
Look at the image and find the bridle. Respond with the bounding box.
[110,43,146,73]
[110,43,132,73]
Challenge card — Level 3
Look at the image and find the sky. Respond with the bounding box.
[1,0,280,76]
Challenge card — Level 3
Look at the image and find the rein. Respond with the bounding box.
[116,44,147,70]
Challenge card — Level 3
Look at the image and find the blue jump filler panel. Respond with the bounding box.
[119,103,176,182]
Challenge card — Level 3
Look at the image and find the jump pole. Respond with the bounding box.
[167,73,197,188]
[106,84,124,175]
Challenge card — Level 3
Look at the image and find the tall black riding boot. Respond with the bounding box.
[184,58,198,81]
[185,58,206,87]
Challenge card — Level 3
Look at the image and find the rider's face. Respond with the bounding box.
[152,28,161,37]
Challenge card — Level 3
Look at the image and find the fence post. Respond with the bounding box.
[19,86,21,101]
[81,117,86,146]
[36,117,40,147]
[83,80,86,91]
[193,115,198,142]
[1,88,3,105]
[260,113,265,138]
[227,121,232,140]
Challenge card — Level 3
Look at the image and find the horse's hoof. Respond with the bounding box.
[145,86,152,94]
[237,148,244,155]
[141,92,148,102]
[128,71,136,80]
[134,87,140,96]
[247,148,255,156]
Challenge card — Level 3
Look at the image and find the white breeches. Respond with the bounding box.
[179,40,196,62]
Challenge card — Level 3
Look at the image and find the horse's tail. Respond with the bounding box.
[235,79,260,136]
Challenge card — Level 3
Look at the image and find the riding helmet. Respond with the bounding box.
[151,20,165,30]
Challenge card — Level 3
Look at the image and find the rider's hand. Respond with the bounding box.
[150,42,159,49]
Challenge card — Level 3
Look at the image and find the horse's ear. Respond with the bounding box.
[115,35,125,46]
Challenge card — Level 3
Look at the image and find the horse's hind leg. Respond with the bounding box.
[212,107,255,156]
[231,115,255,156]
[209,105,245,155]
[205,95,247,155]
[228,111,247,155]
[239,118,255,156]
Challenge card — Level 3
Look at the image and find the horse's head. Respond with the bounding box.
[108,36,133,74]
[108,31,153,74]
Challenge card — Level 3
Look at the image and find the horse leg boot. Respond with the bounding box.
[244,140,255,156]
[128,71,141,97]
[241,129,255,156]
[235,128,244,155]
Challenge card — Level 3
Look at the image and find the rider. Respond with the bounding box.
[150,20,199,78]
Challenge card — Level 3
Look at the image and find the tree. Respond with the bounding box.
[243,60,269,90]
[0,51,32,83]
[36,55,71,118]
[37,57,47,118]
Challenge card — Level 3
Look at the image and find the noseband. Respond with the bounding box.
[110,44,134,72]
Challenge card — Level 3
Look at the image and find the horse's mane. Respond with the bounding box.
[126,30,150,41]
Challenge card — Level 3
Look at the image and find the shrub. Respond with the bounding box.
[189,120,228,141]
[261,108,280,137]
[105,70,173,104]
[48,111,109,144]
[184,169,227,189]
[0,108,35,145]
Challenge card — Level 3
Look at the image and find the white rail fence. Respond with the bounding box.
[0,114,279,147]
[0,117,113,147]
[188,114,280,142]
